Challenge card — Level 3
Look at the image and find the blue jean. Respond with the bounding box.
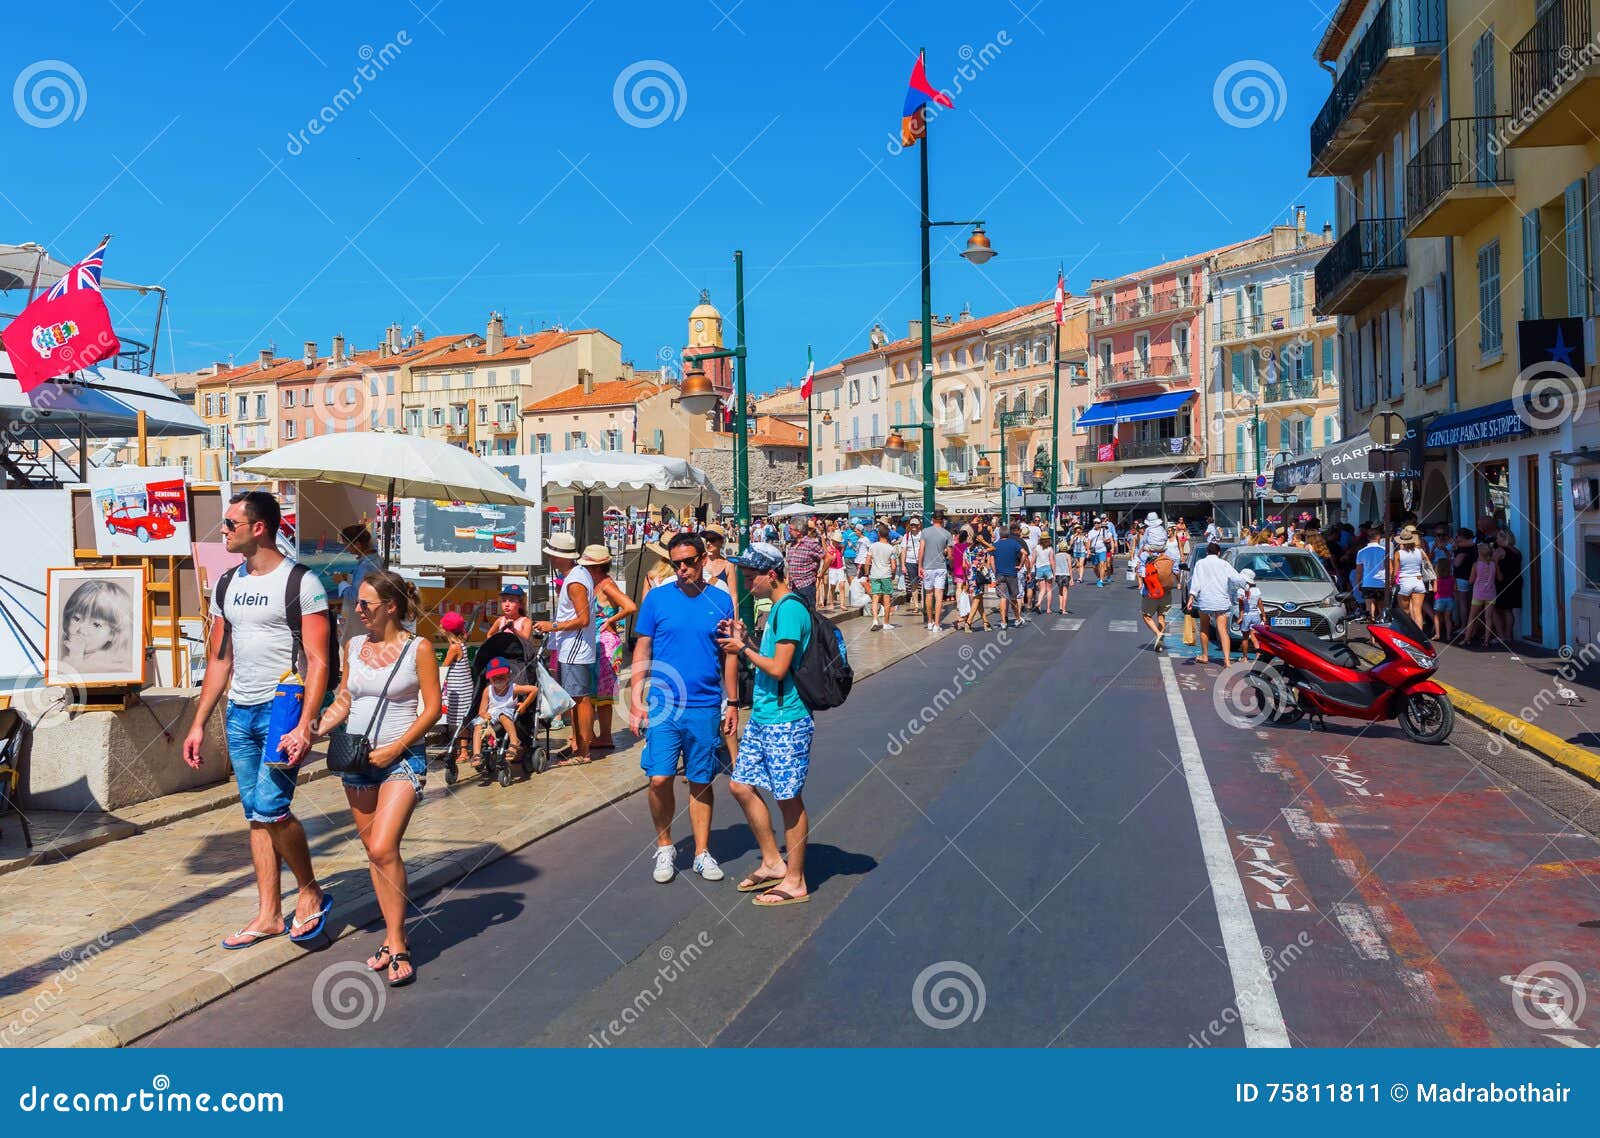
[340,743,427,797]
[226,700,299,824]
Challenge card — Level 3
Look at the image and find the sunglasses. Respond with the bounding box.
[354,599,382,611]
[670,554,704,569]
[222,518,242,532]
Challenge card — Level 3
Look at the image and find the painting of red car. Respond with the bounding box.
[104,506,176,543]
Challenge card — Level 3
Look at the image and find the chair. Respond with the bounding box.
[0,703,32,850]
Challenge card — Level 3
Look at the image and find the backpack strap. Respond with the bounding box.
[286,562,309,676]
[213,565,241,661]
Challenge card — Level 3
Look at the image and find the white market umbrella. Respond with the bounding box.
[240,433,538,564]
[540,448,721,512]
[799,466,925,497]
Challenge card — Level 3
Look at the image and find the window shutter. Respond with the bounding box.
[1322,337,1334,382]
[1231,350,1244,393]
[1523,210,1542,320]
[1279,419,1291,449]
[1235,425,1245,465]
[1290,273,1305,325]
[1588,167,1600,315]
[1414,287,1426,385]
[1566,179,1588,317]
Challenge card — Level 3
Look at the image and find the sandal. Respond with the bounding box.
[367,943,392,972]
[387,952,416,988]
[752,888,811,908]
[737,872,785,893]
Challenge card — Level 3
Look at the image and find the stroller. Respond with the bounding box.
[447,630,552,787]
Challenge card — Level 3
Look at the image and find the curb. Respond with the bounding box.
[1439,680,1600,786]
[62,624,930,1048]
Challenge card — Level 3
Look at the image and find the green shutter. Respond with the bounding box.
[1290,273,1305,326]
[1566,179,1588,317]
[1522,210,1542,320]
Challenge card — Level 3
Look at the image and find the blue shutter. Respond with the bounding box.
[1290,273,1305,326]
[1566,179,1588,317]
[1523,210,1542,320]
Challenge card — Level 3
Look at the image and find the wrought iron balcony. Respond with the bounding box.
[1508,0,1600,149]
[1077,436,1199,464]
[1314,218,1408,316]
[1405,116,1514,238]
[1088,289,1195,330]
[841,434,886,453]
[1310,0,1444,176]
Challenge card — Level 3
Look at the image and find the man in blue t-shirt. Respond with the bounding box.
[630,532,738,885]
[718,542,815,908]
[1354,530,1389,622]
[990,522,1032,629]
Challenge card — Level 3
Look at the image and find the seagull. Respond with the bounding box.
[1556,683,1581,706]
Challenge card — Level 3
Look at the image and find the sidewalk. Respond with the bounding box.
[0,612,940,1048]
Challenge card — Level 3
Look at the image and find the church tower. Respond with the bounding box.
[683,289,731,397]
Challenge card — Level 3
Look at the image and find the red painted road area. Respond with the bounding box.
[1172,663,1600,1048]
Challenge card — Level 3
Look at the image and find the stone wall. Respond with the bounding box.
[691,445,809,516]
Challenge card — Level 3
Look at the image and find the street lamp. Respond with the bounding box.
[679,250,751,548]
[804,363,833,505]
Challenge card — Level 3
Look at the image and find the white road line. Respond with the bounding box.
[1157,653,1291,1048]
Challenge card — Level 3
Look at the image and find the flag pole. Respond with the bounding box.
[1050,263,1062,531]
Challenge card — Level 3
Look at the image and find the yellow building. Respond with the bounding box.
[1411,0,1600,647]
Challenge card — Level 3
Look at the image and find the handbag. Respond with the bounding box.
[1420,554,1437,584]
[1182,612,1197,646]
[327,637,415,775]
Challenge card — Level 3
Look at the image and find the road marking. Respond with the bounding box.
[1108,619,1138,633]
[1332,902,1391,960]
[1280,807,1318,844]
[1054,618,1084,631]
[1158,653,1291,1048]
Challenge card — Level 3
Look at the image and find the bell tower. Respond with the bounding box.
[683,289,731,396]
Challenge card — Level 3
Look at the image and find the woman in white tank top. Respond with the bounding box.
[313,569,441,989]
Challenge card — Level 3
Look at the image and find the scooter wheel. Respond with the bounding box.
[1399,691,1454,745]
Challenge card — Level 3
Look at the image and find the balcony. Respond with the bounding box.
[1260,378,1323,405]
[1077,436,1200,465]
[1213,306,1322,346]
[1314,218,1407,316]
[1093,358,1193,395]
[841,434,886,454]
[1509,0,1600,149]
[1088,289,1197,331]
[1309,0,1444,177]
[1406,116,1514,238]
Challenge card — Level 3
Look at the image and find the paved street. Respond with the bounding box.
[143,580,1600,1049]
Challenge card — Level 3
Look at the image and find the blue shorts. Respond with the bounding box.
[1433,597,1455,614]
[226,700,299,824]
[1034,563,1053,580]
[341,743,427,797]
[732,717,815,800]
[641,705,728,784]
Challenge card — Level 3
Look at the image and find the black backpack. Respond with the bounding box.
[215,562,342,689]
[777,594,852,712]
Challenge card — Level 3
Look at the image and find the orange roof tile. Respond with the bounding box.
[873,301,1054,361]
[1093,237,1265,291]
[522,378,668,414]
[417,330,574,369]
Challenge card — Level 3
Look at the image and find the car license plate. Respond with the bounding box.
[1271,616,1311,628]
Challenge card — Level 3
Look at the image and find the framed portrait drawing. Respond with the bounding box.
[45,567,147,687]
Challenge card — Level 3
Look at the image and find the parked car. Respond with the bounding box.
[1223,545,1347,641]
[104,506,175,543]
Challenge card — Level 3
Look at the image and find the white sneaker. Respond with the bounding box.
[870,622,882,631]
[693,851,724,881]
[882,622,898,631]
[652,846,677,884]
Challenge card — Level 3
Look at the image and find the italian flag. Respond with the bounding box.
[800,344,815,400]
[1054,269,1066,324]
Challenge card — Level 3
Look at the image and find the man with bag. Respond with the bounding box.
[182,490,333,949]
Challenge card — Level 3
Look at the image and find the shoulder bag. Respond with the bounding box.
[326,636,415,776]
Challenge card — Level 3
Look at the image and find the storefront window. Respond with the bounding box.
[1475,460,1510,526]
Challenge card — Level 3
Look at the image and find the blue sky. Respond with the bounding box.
[2,0,1336,391]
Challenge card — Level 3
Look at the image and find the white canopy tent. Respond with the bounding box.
[798,466,925,497]
[539,449,721,513]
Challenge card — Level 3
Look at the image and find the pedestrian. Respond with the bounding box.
[1463,543,1498,647]
[630,532,738,884]
[583,543,637,752]
[1390,526,1427,631]
[535,533,598,765]
[1088,519,1110,588]
[1492,529,1523,645]
[1185,541,1247,667]
[991,522,1031,629]
[313,569,440,988]
[1431,541,1457,643]
[782,517,824,609]
[717,543,815,908]
[866,523,900,631]
[488,582,534,640]
[182,490,333,950]
[1355,529,1388,622]
[1034,528,1055,614]
[951,525,972,631]
[1053,539,1072,614]
[439,611,475,779]
[824,527,847,610]
[1236,568,1262,662]
[919,509,954,632]
[1070,524,1088,584]
[903,517,924,609]
[965,545,995,631]
[1139,549,1172,652]
[701,523,733,592]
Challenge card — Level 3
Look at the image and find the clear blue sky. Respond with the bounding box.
[2,0,1335,392]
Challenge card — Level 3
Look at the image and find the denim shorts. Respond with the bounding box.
[341,742,428,797]
[641,705,728,783]
[1433,597,1455,614]
[226,700,299,824]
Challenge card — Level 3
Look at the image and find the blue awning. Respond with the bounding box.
[1423,399,1529,449]
[1075,389,1195,429]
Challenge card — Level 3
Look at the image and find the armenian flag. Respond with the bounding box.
[901,51,953,148]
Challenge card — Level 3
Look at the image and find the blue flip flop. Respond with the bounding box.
[220,926,285,951]
[288,892,334,944]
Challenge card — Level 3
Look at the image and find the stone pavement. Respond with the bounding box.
[0,611,942,1048]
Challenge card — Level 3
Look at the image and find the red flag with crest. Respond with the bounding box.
[1,238,122,393]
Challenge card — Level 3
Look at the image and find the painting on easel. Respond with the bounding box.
[45,567,147,687]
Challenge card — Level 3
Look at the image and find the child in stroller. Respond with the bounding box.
[449,629,550,787]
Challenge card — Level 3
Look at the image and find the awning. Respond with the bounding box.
[1075,389,1195,429]
[1270,429,1423,490]
[1423,399,1530,449]
[1101,468,1186,490]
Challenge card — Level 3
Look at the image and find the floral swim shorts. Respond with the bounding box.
[731,718,815,800]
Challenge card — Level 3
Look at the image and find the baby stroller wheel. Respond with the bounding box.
[497,763,514,787]
[525,743,546,776]
[443,755,459,786]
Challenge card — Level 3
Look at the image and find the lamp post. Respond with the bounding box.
[804,364,832,506]
[965,409,1032,526]
[678,250,750,543]
[914,99,997,521]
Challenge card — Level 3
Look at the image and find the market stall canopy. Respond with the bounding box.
[0,353,203,439]
[240,433,538,506]
[799,466,925,497]
[1074,389,1196,429]
[539,448,721,512]
[0,242,160,296]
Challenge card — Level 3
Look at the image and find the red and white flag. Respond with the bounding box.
[1053,269,1066,325]
[1,237,122,393]
[800,345,815,400]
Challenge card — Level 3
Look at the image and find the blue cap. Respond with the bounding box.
[730,542,785,573]
[500,583,525,597]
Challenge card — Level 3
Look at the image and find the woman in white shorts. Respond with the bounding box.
[1390,527,1427,629]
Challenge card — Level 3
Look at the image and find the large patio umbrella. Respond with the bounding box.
[239,433,538,564]
[798,466,925,497]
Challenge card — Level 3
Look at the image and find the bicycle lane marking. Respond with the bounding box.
[1156,653,1291,1048]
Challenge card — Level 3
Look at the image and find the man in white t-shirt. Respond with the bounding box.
[183,490,333,950]
[866,523,901,630]
[535,532,597,763]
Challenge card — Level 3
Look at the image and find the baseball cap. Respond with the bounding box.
[500,583,525,598]
[1239,569,1256,583]
[485,657,511,678]
[440,611,466,634]
[730,542,785,573]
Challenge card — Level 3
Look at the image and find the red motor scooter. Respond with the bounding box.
[1242,610,1455,744]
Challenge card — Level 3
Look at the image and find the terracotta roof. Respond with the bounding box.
[201,358,305,387]
[874,301,1054,360]
[1093,237,1265,291]
[417,330,574,370]
[522,378,668,414]
[749,415,807,447]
